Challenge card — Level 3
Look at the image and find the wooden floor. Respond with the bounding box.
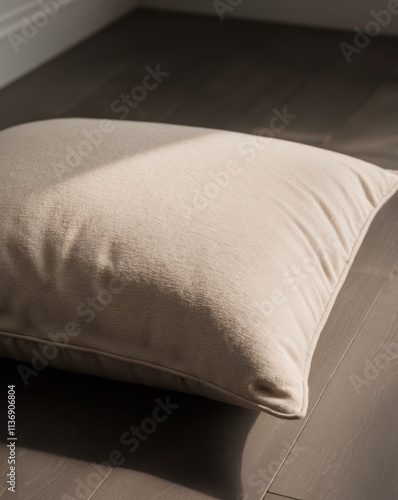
[1,8,398,500]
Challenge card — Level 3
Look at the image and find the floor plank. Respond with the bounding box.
[157,25,352,136]
[0,361,188,500]
[350,193,398,277]
[324,63,398,169]
[277,37,398,147]
[268,275,398,500]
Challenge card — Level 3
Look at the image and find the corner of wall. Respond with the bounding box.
[0,0,138,90]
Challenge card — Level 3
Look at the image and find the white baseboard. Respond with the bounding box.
[0,0,137,90]
[140,0,398,36]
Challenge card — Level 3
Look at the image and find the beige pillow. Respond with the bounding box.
[0,119,397,418]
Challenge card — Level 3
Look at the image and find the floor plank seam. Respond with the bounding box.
[59,59,136,119]
[260,275,389,500]
[266,492,302,500]
[81,466,114,500]
[320,63,398,149]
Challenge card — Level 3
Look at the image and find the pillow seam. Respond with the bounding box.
[1,177,397,419]
[299,177,398,415]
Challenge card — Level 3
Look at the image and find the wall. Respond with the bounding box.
[0,0,137,89]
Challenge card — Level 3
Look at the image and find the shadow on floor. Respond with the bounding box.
[0,357,259,499]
